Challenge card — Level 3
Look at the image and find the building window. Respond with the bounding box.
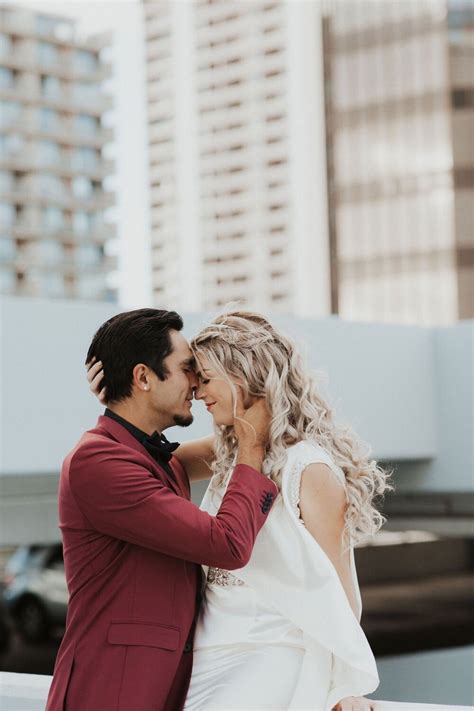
[42,206,64,231]
[0,171,14,191]
[0,203,15,226]
[0,267,15,291]
[36,15,73,41]
[38,140,61,166]
[77,243,102,266]
[72,82,100,106]
[72,176,94,199]
[72,147,98,171]
[0,236,15,262]
[38,41,59,66]
[74,114,99,136]
[73,211,96,235]
[73,49,98,73]
[36,239,64,265]
[0,101,21,128]
[0,33,12,58]
[39,107,60,132]
[41,75,61,100]
[37,175,66,198]
[0,66,14,89]
[452,88,474,109]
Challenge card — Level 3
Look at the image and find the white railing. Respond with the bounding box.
[0,673,471,711]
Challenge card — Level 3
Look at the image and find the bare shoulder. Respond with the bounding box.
[300,462,346,506]
[297,462,347,559]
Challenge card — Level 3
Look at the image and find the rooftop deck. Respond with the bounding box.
[0,672,471,711]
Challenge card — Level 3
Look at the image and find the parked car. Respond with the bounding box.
[0,593,11,655]
[2,544,68,643]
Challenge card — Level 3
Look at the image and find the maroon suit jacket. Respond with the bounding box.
[46,415,277,711]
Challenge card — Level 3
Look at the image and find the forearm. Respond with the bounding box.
[236,443,265,472]
[69,444,277,570]
[174,435,215,482]
[333,555,359,618]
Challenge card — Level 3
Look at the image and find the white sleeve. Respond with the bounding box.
[286,441,345,522]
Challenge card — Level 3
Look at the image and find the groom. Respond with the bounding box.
[46,308,277,711]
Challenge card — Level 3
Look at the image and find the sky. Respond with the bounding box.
[6,0,151,307]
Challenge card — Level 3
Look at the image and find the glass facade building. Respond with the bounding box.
[323,0,474,325]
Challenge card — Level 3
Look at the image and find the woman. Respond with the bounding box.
[88,310,390,711]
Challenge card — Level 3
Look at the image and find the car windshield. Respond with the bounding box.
[5,545,50,575]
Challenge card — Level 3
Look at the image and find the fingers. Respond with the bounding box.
[89,368,104,393]
[332,697,375,711]
[234,385,245,418]
[86,359,103,384]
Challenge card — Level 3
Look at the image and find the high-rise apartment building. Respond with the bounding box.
[144,0,472,325]
[324,0,473,325]
[0,4,116,300]
[144,0,331,316]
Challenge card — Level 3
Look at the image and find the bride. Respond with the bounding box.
[89,310,390,710]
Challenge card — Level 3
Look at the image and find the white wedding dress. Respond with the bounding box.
[184,440,379,710]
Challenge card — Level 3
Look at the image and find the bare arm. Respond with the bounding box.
[299,463,359,617]
[174,435,215,482]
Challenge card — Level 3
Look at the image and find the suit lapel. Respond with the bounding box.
[95,415,183,496]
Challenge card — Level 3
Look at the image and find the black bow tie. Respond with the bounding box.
[141,431,180,464]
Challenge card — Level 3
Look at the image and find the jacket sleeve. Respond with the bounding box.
[68,439,278,570]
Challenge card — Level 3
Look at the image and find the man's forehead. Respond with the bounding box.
[169,330,193,359]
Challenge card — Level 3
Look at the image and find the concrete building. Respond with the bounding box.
[143,0,330,317]
[144,0,473,327]
[0,4,116,301]
[324,0,474,325]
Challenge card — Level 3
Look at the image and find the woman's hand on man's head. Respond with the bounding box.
[86,357,107,404]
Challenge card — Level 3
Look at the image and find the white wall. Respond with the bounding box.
[0,297,116,474]
[393,321,474,493]
[0,297,472,545]
[0,299,444,475]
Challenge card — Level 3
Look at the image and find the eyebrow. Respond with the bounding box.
[180,357,196,368]
[195,368,211,378]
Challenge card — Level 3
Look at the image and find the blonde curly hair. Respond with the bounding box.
[191,310,392,547]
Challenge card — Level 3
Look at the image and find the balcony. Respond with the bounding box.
[0,51,112,83]
[0,11,110,52]
[0,86,113,117]
[0,250,117,273]
[0,218,114,244]
[0,188,115,211]
[0,154,115,180]
[0,115,113,149]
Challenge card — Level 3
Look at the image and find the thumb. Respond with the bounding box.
[234,386,245,418]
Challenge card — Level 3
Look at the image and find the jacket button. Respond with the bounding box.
[183,642,192,653]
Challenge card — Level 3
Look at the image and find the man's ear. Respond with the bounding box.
[132,363,151,392]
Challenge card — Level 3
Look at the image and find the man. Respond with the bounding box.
[46,308,277,711]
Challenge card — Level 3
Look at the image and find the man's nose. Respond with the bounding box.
[189,370,199,390]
